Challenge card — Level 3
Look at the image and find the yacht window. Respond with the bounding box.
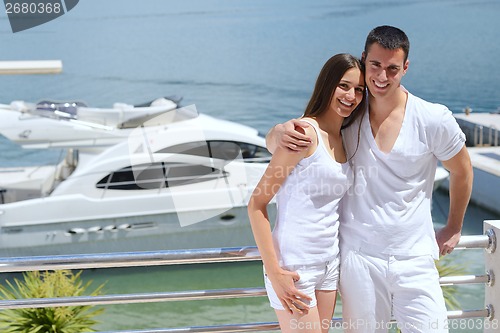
[159,141,211,158]
[236,142,272,163]
[157,141,271,163]
[96,162,226,190]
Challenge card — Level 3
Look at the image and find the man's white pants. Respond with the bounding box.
[339,249,448,333]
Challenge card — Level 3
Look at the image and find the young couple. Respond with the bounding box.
[247,25,473,333]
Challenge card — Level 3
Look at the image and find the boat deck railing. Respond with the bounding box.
[473,123,499,147]
[0,220,499,333]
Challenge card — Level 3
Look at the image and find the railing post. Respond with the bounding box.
[474,125,484,146]
[488,125,497,147]
[484,220,499,332]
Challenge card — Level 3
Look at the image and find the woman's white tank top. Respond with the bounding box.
[273,119,353,266]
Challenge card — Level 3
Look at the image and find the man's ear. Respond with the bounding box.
[361,51,366,63]
[403,59,409,75]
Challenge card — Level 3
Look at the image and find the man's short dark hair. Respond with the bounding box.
[364,25,410,62]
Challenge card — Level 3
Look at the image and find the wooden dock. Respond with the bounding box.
[0,60,62,75]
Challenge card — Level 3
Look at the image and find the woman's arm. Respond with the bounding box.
[247,140,314,314]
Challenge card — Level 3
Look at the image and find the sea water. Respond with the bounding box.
[0,0,500,331]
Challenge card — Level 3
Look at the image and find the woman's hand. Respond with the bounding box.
[267,268,312,314]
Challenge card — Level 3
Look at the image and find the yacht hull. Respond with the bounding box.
[0,203,276,257]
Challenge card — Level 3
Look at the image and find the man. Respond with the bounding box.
[266,26,473,332]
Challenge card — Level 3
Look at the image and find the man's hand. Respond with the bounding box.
[266,119,312,154]
[266,268,312,314]
[436,224,461,256]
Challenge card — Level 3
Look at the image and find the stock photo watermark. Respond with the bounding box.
[290,318,499,331]
[4,0,79,33]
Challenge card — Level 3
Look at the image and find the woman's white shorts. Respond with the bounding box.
[264,257,340,310]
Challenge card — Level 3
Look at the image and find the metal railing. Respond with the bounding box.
[473,123,500,146]
[489,125,499,147]
[0,231,496,332]
[474,124,485,146]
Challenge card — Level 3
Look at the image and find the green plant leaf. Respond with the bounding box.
[0,270,106,333]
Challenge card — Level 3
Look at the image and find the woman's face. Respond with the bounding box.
[330,67,365,118]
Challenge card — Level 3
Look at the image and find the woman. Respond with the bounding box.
[247,53,366,333]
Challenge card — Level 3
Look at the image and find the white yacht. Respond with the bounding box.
[1,96,181,148]
[0,101,273,257]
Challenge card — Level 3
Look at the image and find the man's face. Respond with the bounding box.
[362,42,409,100]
